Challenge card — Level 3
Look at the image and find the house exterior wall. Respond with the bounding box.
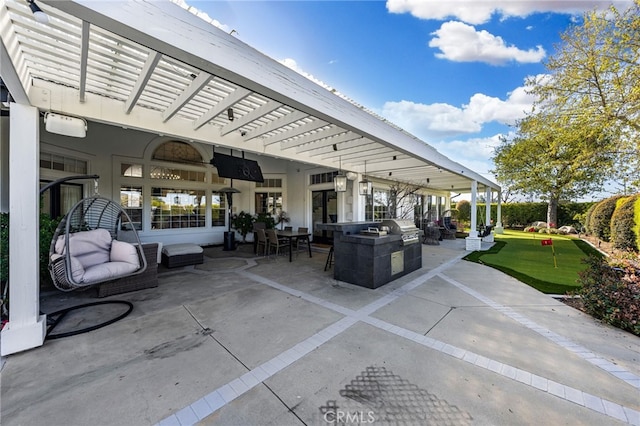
[2,117,451,248]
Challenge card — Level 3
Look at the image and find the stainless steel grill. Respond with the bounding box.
[380,219,421,245]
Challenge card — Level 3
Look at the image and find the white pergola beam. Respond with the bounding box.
[162,72,213,122]
[262,119,329,146]
[219,100,282,136]
[0,39,29,104]
[244,110,307,140]
[78,21,90,103]
[294,130,359,153]
[124,51,161,114]
[192,87,251,130]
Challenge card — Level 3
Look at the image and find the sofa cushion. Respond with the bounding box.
[82,261,139,283]
[56,228,112,269]
[50,253,85,282]
[162,243,203,256]
[110,240,140,267]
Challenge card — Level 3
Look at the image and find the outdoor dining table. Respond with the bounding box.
[276,229,312,262]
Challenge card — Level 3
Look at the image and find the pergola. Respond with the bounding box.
[0,0,501,355]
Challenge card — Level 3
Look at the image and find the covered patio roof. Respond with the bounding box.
[0,0,499,194]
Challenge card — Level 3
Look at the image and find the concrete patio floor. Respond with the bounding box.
[1,239,639,425]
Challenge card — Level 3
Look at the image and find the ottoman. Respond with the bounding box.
[161,243,204,268]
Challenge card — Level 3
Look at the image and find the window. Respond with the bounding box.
[40,181,82,218]
[152,141,203,164]
[120,185,143,230]
[149,166,205,182]
[310,172,337,185]
[255,192,282,215]
[211,172,226,185]
[151,187,205,229]
[372,188,391,221]
[211,192,226,227]
[121,163,143,177]
[40,152,87,174]
[256,178,282,188]
[256,176,283,215]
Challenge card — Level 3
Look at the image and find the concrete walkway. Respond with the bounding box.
[1,239,639,425]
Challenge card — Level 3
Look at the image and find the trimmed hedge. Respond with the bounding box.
[589,195,626,241]
[457,202,593,229]
[584,202,598,235]
[611,194,640,251]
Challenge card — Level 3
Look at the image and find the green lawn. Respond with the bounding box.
[464,230,603,294]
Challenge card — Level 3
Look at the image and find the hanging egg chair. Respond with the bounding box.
[48,195,147,291]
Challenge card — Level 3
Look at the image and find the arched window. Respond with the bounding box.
[152,141,203,164]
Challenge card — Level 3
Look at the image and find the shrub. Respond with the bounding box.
[584,202,598,234]
[578,252,640,336]
[231,211,255,242]
[590,196,626,241]
[254,212,276,229]
[39,213,60,287]
[455,200,471,226]
[610,194,639,252]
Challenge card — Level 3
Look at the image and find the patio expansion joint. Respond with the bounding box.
[157,253,640,426]
[438,272,640,392]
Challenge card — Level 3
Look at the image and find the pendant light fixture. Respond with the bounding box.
[358,160,372,196]
[333,156,347,192]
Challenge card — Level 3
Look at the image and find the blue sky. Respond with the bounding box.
[178,0,632,197]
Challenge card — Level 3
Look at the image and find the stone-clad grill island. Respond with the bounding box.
[318,220,422,289]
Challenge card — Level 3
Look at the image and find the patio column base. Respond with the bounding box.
[1,315,47,356]
[465,236,482,251]
[494,225,504,234]
[483,233,495,243]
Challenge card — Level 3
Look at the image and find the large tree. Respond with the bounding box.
[530,1,640,191]
[493,110,615,227]
[493,2,639,225]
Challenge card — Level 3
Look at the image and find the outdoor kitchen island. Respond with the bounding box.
[317,220,422,289]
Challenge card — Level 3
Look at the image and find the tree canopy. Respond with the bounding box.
[493,1,640,224]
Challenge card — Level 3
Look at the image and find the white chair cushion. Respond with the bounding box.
[162,243,203,256]
[110,240,140,267]
[82,261,138,283]
[56,228,112,269]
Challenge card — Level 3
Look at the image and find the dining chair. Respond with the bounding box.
[256,228,268,256]
[295,227,310,254]
[284,226,293,231]
[266,229,289,259]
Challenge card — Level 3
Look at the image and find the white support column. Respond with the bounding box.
[483,187,495,242]
[465,180,481,251]
[1,103,46,356]
[352,175,366,222]
[495,190,504,234]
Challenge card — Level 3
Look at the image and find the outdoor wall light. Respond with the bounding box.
[28,0,49,24]
[333,156,347,192]
[227,108,234,121]
[44,112,87,138]
[358,160,372,196]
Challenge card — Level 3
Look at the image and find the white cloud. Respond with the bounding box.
[429,21,545,65]
[381,81,535,138]
[170,0,231,32]
[431,134,505,179]
[279,58,334,91]
[386,0,633,25]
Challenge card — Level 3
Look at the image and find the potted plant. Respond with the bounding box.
[276,210,290,230]
[231,211,255,242]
